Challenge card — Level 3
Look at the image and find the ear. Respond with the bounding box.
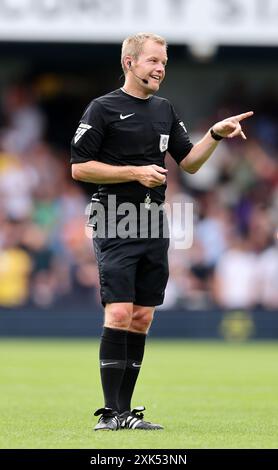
[125,56,132,70]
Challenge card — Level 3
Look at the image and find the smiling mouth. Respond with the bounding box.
[150,75,161,82]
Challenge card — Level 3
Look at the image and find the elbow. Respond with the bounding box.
[185,167,198,174]
[180,163,198,174]
[71,164,82,181]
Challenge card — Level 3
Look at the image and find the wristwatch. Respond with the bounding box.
[210,128,223,141]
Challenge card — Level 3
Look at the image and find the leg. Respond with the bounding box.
[118,305,154,414]
[118,234,169,418]
[95,302,133,431]
[118,304,163,430]
[93,230,144,430]
[99,302,133,408]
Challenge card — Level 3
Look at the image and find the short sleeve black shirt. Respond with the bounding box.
[71,88,193,203]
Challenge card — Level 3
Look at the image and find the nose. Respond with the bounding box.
[155,63,165,75]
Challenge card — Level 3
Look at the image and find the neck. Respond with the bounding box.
[121,87,150,100]
[122,78,151,99]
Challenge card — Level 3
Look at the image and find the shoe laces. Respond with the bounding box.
[130,405,146,421]
[94,407,118,423]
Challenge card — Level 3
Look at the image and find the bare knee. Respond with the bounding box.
[129,307,155,334]
[104,303,133,330]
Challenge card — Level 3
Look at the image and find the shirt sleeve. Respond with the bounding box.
[70,100,106,164]
[168,104,193,164]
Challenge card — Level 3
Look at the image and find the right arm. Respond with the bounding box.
[72,161,167,188]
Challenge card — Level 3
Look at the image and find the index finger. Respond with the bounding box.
[234,111,254,122]
[152,165,168,173]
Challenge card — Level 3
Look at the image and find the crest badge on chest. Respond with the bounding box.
[159,134,169,152]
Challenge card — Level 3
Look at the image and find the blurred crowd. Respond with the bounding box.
[0,82,277,311]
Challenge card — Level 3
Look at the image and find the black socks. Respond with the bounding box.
[118,331,146,413]
[99,327,146,413]
[99,327,127,410]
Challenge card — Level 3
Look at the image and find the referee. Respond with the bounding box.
[70,32,253,431]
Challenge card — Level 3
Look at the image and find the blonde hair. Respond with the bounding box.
[121,32,167,73]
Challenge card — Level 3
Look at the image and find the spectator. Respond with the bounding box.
[1,84,46,154]
[212,233,258,309]
[0,219,32,307]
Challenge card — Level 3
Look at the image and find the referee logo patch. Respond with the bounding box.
[159,134,169,152]
[74,123,92,143]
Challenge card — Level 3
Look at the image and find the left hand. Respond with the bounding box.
[213,111,254,140]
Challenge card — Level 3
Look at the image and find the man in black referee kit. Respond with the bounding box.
[70,32,253,431]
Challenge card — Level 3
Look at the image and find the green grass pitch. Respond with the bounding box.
[0,339,277,449]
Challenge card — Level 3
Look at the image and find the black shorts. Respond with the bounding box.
[92,206,170,307]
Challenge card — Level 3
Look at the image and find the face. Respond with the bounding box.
[130,39,168,94]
